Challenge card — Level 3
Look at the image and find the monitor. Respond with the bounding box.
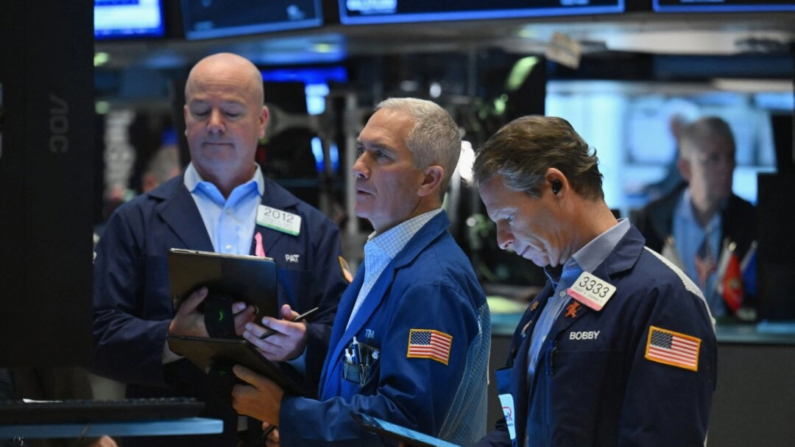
[654,0,795,13]
[182,0,323,40]
[94,0,165,40]
[756,174,795,321]
[339,0,624,25]
[0,0,94,367]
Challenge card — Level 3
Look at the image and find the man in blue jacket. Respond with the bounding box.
[92,53,348,447]
[473,116,716,447]
[231,98,491,446]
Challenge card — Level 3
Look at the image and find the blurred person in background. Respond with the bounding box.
[634,116,756,321]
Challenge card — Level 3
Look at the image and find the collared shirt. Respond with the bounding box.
[528,218,631,380]
[346,209,443,328]
[672,187,724,317]
[183,162,264,256]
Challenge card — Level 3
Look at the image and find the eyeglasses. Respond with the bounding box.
[695,150,736,167]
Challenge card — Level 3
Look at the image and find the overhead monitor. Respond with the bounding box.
[94,0,165,40]
[340,0,625,25]
[654,0,795,12]
[182,0,323,40]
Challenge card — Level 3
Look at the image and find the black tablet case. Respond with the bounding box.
[168,248,278,321]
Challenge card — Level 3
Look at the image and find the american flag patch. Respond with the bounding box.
[407,329,452,365]
[644,326,701,372]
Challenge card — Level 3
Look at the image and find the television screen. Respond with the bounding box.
[182,0,323,40]
[654,0,795,12]
[94,0,165,40]
[340,0,624,25]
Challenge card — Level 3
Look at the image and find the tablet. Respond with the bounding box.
[168,248,278,321]
[168,335,305,396]
[350,411,462,447]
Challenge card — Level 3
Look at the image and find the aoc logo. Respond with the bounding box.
[49,94,68,153]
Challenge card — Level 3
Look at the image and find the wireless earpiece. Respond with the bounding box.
[551,180,562,195]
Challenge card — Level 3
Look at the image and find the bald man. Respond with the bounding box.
[92,53,348,447]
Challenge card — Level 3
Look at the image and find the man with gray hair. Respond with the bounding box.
[231,98,490,446]
[474,115,716,446]
[634,116,756,319]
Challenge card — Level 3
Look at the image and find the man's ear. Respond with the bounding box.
[417,165,444,198]
[677,157,692,182]
[183,105,189,136]
[544,168,568,197]
[259,106,270,140]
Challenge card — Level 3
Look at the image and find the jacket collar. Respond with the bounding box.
[150,175,213,251]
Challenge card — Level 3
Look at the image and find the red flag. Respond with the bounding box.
[721,252,743,312]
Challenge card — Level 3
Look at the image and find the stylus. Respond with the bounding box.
[259,307,320,340]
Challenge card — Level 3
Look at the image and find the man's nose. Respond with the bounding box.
[207,110,225,133]
[497,224,513,251]
[352,155,369,179]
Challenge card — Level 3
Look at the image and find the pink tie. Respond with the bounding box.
[254,232,266,258]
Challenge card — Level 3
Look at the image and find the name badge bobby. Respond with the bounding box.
[567,272,616,312]
[257,205,301,236]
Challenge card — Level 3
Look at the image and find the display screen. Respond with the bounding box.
[340,0,624,25]
[654,0,795,12]
[94,0,165,39]
[182,0,323,40]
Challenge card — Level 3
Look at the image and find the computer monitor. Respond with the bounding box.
[756,173,795,321]
[654,0,795,13]
[181,0,323,40]
[339,0,624,25]
[0,0,94,367]
[94,0,165,40]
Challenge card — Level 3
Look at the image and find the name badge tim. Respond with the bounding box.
[256,205,301,236]
[567,272,616,312]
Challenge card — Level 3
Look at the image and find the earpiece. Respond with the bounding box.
[551,180,562,195]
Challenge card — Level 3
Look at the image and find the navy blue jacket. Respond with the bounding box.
[279,212,491,447]
[477,226,716,447]
[92,174,348,447]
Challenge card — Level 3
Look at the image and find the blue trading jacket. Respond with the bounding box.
[92,174,348,447]
[477,226,716,447]
[279,212,491,447]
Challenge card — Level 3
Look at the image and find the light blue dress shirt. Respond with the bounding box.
[183,163,264,256]
[346,208,444,328]
[672,187,724,317]
[528,218,631,381]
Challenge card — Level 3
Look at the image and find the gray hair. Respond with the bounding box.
[473,115,603,200]
[375,98,461,195]
[679,116,736,160]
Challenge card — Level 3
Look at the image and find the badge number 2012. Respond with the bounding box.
[260,207,294,223]
[257,205,302,236]
[567,272,616,312]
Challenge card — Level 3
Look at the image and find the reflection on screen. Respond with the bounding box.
[94,0,165,39]
[654,0,795,13]
[182,0,322,40]
[340,0,625,24]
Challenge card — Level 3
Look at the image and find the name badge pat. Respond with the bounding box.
[498,393,517,440]
[567,272,616,312]
[257,205,301,236]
